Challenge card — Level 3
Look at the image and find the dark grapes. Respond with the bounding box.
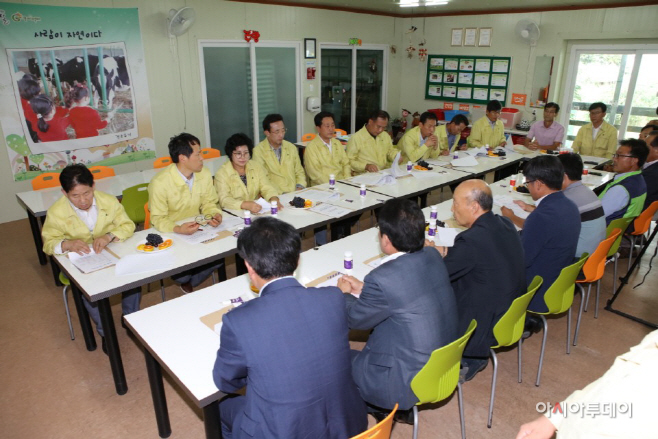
[146,233,163,246]
[289,197,306,208]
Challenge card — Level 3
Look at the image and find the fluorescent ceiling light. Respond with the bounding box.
[399,0,448,7]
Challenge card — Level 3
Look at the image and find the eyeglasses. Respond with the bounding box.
[612,153,634,159]
[269,128,287,135]
[232,152,250,158]
[195,214,213,225]
[525,179,537,185]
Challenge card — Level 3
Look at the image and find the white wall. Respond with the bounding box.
[2,1,657,224]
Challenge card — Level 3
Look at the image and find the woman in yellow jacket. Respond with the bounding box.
[41,164,139,351]
[215,133,282,214]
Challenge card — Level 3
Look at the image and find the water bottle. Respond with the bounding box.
[344,251,353,274]
[329,174,336,190]
[270,201,278,217]
[243,210,251,226]
[360,184,366,197]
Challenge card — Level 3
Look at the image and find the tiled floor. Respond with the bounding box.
[2,196,655,438]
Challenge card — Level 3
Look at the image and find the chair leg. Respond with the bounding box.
[535,315,548,387]
[160,279,165,302]
[412,405,419,439]
[613,256,618,293]
[63,285,75,340]
[487,349,498,428]
[595,280,601,319]
[457,382,466,439]
[628,236,635,272]
[518,337,523,383]
[573,284,585,346]
[217,261,227,282]
[566,308,572,355]
[584,284,592,312]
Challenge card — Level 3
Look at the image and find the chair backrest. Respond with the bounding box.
[350,404,397,439]
[632,201,658,236]
[606,217,634,257]
[200,147,221,159]
[88,165,115,180]
[335,129,348,137]
[144,202,151,230]
[153,156,172,169]
[31,172,60,190]
[410,320,477,405]
[543,253,589,314]
[301,133,316,142]
[581,229,621,282]
[121,183,149,224]
[492,276,543,348]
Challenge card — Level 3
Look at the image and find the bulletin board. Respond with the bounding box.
[425,55,511,105]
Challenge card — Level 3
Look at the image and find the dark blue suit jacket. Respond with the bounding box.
[213,277,367,439]
[523,191,581,312]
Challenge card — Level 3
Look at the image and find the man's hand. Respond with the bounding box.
[426,134,438,149]
[295,184,305,191]
[208,213,223,227]
[63,239,91,255]
[527,141,540,151]
[174,221,200,235]
[500,206,515,219]
[498,140,507,147]
[337,277,352,294]
[458,144,469,151]
[365,164,379,173]
[242,201,262,214]
[270,197,284,211]
[513,200,534,212]
[339,275,364,295]
[425,239,448,257]
[92,234,113,254]
[441,149,449,156]
[515,415,556,439]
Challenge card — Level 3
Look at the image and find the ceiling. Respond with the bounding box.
[228,0,656,17]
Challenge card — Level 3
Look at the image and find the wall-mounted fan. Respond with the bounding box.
[167,7,196,37]
[515,19,540,46]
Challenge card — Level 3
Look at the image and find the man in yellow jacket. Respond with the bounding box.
[41,164,139,352]
[148,133,224,293]
[572,102,619,158]
[399,111,440,162]
[346,110,399,174]
[437,114,469,154]
[304,111,351,186]
[252,114,307,194]
[468,100,506,149]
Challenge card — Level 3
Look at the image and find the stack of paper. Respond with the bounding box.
[176,228,220,244]
[217,215,245,231]
[493,195,531,219]
[68,249,119,274]
[465,146,488,157]
[255,197,271,214]
[351,173,396,186]
[451,155,479,167]
[309,203,353,218]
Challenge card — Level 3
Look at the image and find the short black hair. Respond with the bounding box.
[557,153,583,181]
[619,139,649,168]
[545,102,560,113]
[168,133,200,163]
[469,185,493,211]
[314,111,334,128]
[523,155,564,191]
[377,199,425,253]
[589,102,607,113]
[451,114,469,126]
[18,73,40,100]
[225,133,254,160]
[263,114,284,132]
[237,216,301,280]
[60,164,94,193]
[419,111,438,124]
[369,110,390,122]
[486,100,502,112]
[652,136,658,148]
[641,124,658,133]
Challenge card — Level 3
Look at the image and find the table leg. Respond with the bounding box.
[70,283,96,351]
[49,256,63,287]
[203,400,222,439]
[145,349,171,438]
[98,298,128,395]
[28,211,47,265]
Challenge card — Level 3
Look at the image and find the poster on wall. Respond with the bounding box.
[0,3,155,181]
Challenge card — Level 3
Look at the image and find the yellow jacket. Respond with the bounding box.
[42,190,135,255]
[436,124,461,153]
[346,125,399,174]
[399,126,441,162]
[468,116,506,148]
[304,136,351,186]
[252,139,306,194]
[148,164,222,233]
[572,121,618,158]
[214,160,279,210]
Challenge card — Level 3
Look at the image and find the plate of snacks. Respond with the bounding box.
[137,233,173,253]
[414,160,434,171]
[514,185,531,195]
[289,196,316,209]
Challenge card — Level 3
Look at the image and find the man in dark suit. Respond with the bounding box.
[213,217,367,439]
[338,199,459,422]
[427,180,526,381]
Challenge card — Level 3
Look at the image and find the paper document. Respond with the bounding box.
[200,298,245,335]
[115,252,175,276]
[305,271,344,288]
[217,215,244,232]
[493,195,530,219]
[255,197,271,214]
[68,248,119,273]
[363,253,387,269]
[280,189,340,204]
[351,173,396,186]
[431,227,461,247]
[387,152,405,177]
[176,228,220,244]
[451,155,479,167]
[465,146,488,157]
[309,203,353,218]
[512,144,533,155]
[411,169,440,179]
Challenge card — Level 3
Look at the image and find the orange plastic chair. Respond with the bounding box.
[144,202,151,230]
[201,148,221,159]
[31,172,61,190]
[350,404,397,439]
[153,156,172,169]
[627,201,658,271]
[573,229,621,343]
[88,166,115,180]
[301,133,316,142]
[335,128,348,137]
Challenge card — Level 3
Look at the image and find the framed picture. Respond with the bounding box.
[464,28,477,47]
[478,28,492,47]
[451,28,463,47]
[304,38,316,59]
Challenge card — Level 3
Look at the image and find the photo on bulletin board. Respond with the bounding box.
[474,73,489,85]
[490,89,506,101]
[430,58,444,70]
[429,72,442,83]
[458,87,472,99]
[443,86,457,98]
[492,59,509,73]
[473,88,489,101]
[444,72,457,84]
[458,72,473,85]
[491,74,507,87]
[459,59,474,71]
[428,86,442,97]
[475,59,491,72]
[444,58,459,70]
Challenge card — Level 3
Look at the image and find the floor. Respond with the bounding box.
[2,190,655,439]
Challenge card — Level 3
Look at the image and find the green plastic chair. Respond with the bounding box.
[121,183,149,225]
[605,217,634,293]
[410,319,477,439]
[60,272,74,340]
[487,276,542,428]
[528,253,589,387]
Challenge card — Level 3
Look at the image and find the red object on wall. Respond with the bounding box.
[306,67,316,80]
[443,102,454,110]
[243,30,260,42]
